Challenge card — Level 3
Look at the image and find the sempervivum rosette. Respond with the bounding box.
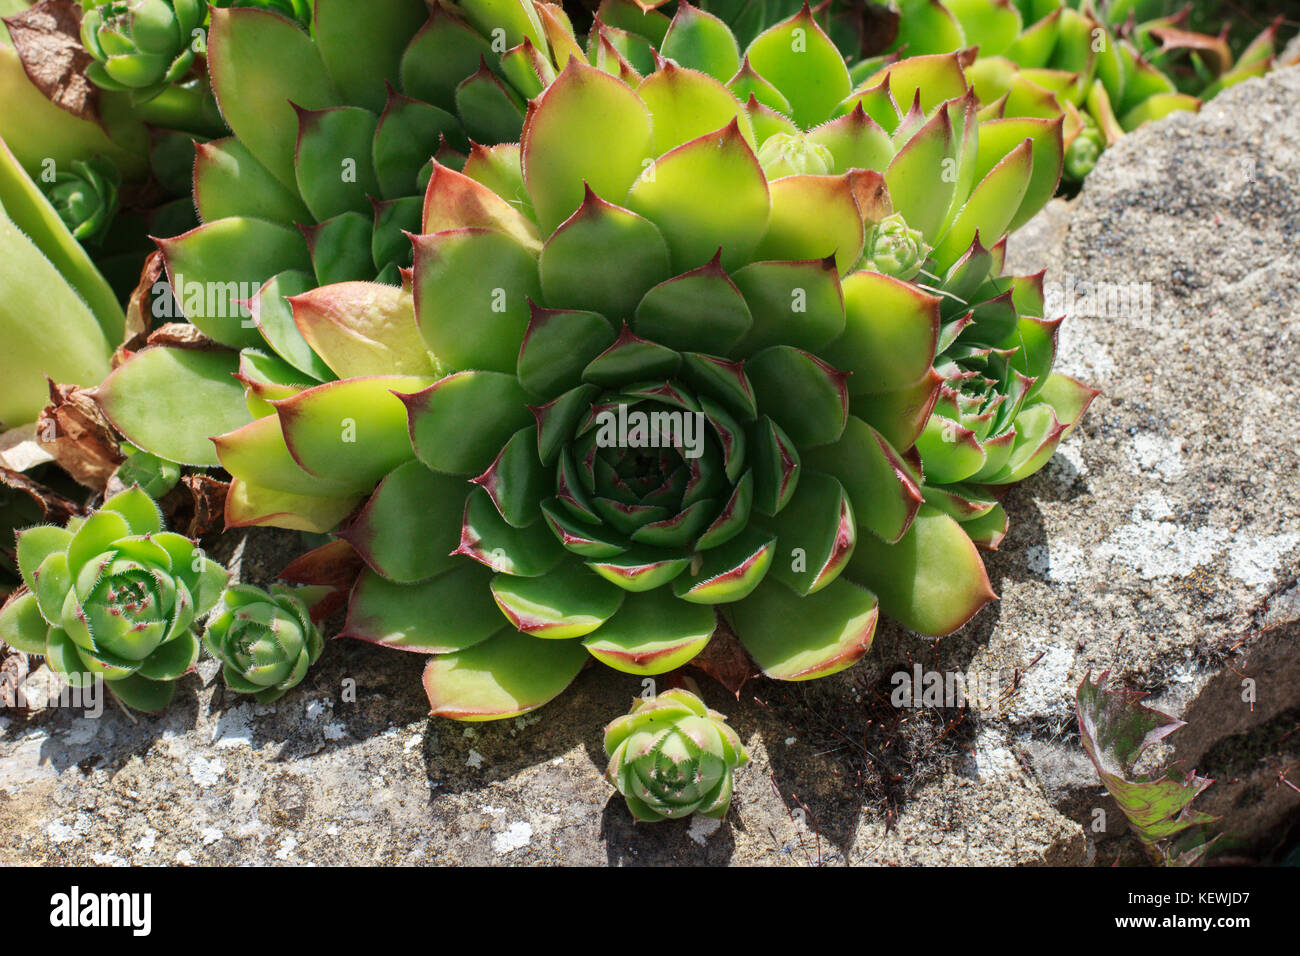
[147,0,572,358]
[95,7,1092,719]
[915,264,1098,549]
[0,486,229,712]
[604,687,749,822]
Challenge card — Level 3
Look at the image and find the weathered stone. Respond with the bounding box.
[2,68,1298,867]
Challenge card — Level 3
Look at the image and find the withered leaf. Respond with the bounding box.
[36,380,124,491]
[688,619,759,698]
[4,0,98,122]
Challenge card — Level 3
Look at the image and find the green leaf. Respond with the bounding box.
[522,59,653,233]
[754,173,865,275]
[633,256,752,356]
[491,560,625,639]
[207,7,340,190]
[582,590,714,674]
[156,218,312,347]
[744,5,851,128]
[539,189,672,321]
[638,62,754,156]
[412,228,541,374]
[294,105,381,221]
[314,0,428,112]
[193,137,312,225]
[823,271,938,397]
[423,627,589,720]
[746,346,848,447]
[0,591,51,654]
[95,347,252,467]
[845,505,995,635]
[730,576,878,680]
[403,371,532,476]
[343,563,501,654]
[276,375,430,487]
[288,281,437,379]
[803,417,922,544]
[659,3,740,81]
[339,460,467,583]
[625,120,770,272]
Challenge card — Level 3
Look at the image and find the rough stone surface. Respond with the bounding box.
[3,69,1300,867]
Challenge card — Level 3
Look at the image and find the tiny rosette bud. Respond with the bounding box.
[203,584,322,703]
[43,158,121,245]
[603,689,749,822]
[756,132,834,177]
[862,213,930,280]
[80,0,205,98]
[1064,122,1104,183]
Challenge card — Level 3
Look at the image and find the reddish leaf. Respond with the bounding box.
[687,618,759,698]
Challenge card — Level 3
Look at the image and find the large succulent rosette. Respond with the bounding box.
[604,687,749,822]
[96,7,1093,720]
[150,0,572,360]
[0,486,229,711]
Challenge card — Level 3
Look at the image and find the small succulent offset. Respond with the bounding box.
[203,584,322,703]
[604,688,748,822]
[42,156,121,244]
[80,0,206,101]
[0,486,229,712]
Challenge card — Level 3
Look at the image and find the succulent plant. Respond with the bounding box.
[203,583,322,702]
[95,8,1092,720]
[916,266,1098,549]
[886,0,1282,182]
[0,135,121,429]
[145,0,570,365]
[604,687,748,821]
[80,0,203,95]
[0,485,230,711]
[42,156,121,243]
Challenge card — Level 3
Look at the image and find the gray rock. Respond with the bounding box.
[3,69,1300,867]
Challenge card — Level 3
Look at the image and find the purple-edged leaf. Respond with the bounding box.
[582,590,715,674]
[729,576,878,680]
[746,346,848,447]
[824,271,939,398]
[491,560,624,639]
[402,371,532,476]
[522,59,653,233]
[845,505,995,636]
[339,460,467,583]
[803,416,923,544]
[276,375,430,486]
[343,563,501,654]
[625,119,770,272]
[632,252,751,356]
[1077,672,1219,854]
[423,628,589,720]
[412,227,541,374]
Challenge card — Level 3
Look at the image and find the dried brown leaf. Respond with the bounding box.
[4,0,98,121]
[36,381,124,491]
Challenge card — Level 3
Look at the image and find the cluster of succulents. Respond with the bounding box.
[90,6,1097,723]
[871,0,1284,181]
[3,0,1277,825]
[0,485,324,710]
